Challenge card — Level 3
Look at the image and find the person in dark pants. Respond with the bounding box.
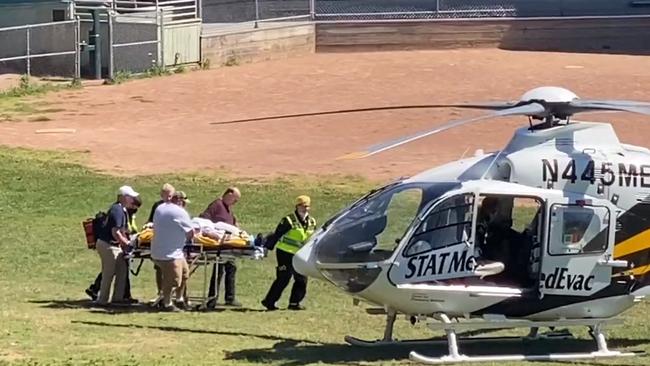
[261,195,316,311]
[199,187,241,307]
[86,196,142,302]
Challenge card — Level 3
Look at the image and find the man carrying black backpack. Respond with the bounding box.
[91,185,139,306]
[86,196,142,303]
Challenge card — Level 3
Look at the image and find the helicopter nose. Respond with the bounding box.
[293,240,325,280]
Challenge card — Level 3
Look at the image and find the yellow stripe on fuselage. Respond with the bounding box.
[614,229,650,259]
[613,263,650,277]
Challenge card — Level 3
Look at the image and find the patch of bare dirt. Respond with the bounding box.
[0,350,25,362]
[0,49,649,181]
[0,74,22,92]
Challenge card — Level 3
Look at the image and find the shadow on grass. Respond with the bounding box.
[30,299,268,314]
[213,306,268,313]
[30,299,170,314]
[72,320,323,345]
[224,337,650,366]
[31,299,96,309]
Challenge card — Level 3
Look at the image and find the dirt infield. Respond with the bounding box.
[1,49,649,181]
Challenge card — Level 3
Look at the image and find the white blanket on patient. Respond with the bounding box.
[191,217,246,239]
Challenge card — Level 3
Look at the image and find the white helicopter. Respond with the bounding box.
[216,86,650,363]
[284,87,650,364]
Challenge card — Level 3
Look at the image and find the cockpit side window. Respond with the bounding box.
[404,194,475,257]
[315,185,426,264]
[375,188,423,253]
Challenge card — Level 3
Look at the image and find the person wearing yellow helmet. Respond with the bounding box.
[261,195,316,311]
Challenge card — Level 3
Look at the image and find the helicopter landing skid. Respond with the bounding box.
[409,315,639,364]
[344,333,573,348]
[344,309,579,348]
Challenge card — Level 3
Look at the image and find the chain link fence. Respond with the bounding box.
[199,0,519,23]
[0,20,79,78]
[202,0,311,23]
[109,13,161,77]
[0,12,161,79]
[313,0,650,20]
[313,0,517,20]
[200,0,650,24]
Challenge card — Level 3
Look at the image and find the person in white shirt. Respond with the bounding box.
[151,193,195,312]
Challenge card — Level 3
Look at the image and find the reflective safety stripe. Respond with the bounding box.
[276,213,316,254]
[279,236,303,247]
[128,215,138,234]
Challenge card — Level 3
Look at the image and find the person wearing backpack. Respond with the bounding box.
[86,196,142,302]
[94,185,139,305]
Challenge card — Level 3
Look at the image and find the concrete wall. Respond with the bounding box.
[201,23,315,66]
[315,16,650,55]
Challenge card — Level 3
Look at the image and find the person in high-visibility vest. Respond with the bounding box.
[261,195,316,311]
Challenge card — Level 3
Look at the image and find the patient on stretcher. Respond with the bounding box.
[190,217,253,247]
[134,217,254,249]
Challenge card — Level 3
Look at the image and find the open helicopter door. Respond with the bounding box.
[538,197,616,297]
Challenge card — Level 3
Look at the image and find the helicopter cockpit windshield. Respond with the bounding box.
[314,181,461,265]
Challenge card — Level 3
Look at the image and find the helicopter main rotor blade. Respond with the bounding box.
[338,102,546,160]
[576,99,650,108]
[569,100,650,116]
[209,105,451,125]
[209,102,518,126]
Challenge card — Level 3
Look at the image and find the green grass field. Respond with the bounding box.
[1,147,650,366]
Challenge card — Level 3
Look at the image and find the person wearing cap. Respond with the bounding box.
[94,185,139,305]
[261,195,316,311]
[151,190,196,311]
[173,190,190,208]
[86,195,141,303]
[200,187,242,308]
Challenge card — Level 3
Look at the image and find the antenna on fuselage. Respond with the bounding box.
[459,146,471,159]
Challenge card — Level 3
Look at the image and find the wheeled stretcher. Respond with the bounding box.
[126,223,267,309]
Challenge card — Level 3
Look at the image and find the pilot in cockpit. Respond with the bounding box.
[476,197,512,251]
[475,196,538,287]
[474,196,515,280]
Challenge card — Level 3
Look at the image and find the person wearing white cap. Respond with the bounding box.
[94,185,139,305]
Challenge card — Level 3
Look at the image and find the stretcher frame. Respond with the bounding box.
[129,234,266,310]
